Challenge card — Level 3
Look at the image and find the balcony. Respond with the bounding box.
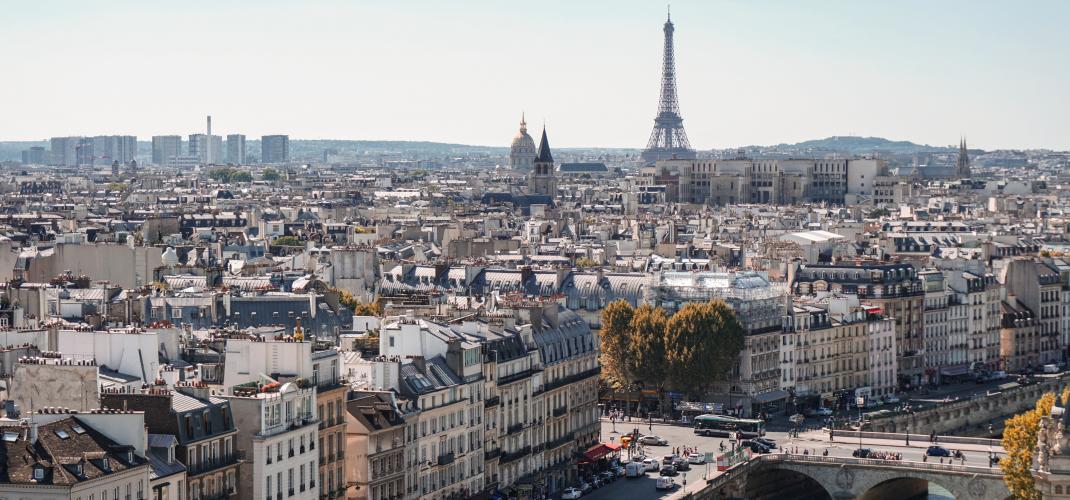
[500,446,531,465]
[485,447,501,461]
[438,451,456,465]
[543,367,601,393]
[484,396,500,408]
[552,406,567,418]
[498,368,543,386]
[188,453,240,476]
[547,434,573,450]
[506,423,524,436]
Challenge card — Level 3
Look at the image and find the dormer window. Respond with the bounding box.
[127,450,134,463]
[102,457,110,470]
[33,467,44,480]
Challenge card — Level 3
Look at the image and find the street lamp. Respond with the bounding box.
[856,396,866,454]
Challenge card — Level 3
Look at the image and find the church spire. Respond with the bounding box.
[536,126,553,164]
[520,112,527,134]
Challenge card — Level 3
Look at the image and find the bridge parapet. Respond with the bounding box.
[697,453,1009,500]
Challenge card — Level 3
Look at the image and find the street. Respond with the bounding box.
[578,419,1006,500]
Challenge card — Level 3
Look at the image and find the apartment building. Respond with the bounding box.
[101,382,240,499]
[792,262,926,390]
[1003,259,1066,367]
[344,391,408,500]
[226,380,320,500]
[0,410,152,500]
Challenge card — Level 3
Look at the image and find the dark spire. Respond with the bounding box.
[536,126,553,164]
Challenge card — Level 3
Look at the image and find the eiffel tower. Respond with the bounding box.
[641,9,696,164]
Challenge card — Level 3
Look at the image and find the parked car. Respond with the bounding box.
[852,448,873,458]
[642,458,660,471]
[640,435,668,446]
[673,458,690,471]
[687,452,705,464]
[599,471,616,483]
[789,413,806,424]
[754,437,778,449]
[578,481,592,494]
[926,446,952,457]
[659,465,678,476]
[612,465,626,477]
[662,454,678,466]
[885,394,900,404]
[562,487,582,500]
[626,461,645,478]
[590,476,604,488]
[655,477,677,491]
[815,407,834,416]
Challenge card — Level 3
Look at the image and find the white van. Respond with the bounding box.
[625,461,645,478]
[1044,364,1060,374]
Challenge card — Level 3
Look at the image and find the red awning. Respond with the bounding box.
[584,443,621,461]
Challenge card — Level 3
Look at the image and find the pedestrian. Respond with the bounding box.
[940,457,944,464]
[923,454,927,462]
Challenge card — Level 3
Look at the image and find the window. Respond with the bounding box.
[34,467,44,480]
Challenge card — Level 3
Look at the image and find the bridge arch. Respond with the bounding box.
[743,465,832,500]
[859,476,952,500]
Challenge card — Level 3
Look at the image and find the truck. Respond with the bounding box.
[1044,364,1060,374]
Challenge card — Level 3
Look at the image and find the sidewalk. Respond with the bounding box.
[798,430,1005,453]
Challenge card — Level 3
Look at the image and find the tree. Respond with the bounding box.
[272,236,301,246]
[599,300,635,387]
[1001,391,1056,499]
[262,168,282,181]
[664,300,745,398]
[626,305,670,409]
[575,257,599,268]
[338,288,383,316]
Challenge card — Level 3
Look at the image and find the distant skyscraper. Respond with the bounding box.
[956,137,971,178]
[49,136,81,166]
[152,135,182,165]
[227,134,247,164]
[189,133,223,165]
[261,135,290,163]
[527,126,557,197]
[509,113,536,171]
[87,135,137,165]
[641,9,696,164]
[21,146,46,165]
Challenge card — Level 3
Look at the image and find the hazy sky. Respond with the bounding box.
[4,0,1069,150]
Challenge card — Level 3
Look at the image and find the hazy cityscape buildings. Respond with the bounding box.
[3,6,1070,500]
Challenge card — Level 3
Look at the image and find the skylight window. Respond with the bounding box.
[71,424,86,434]
[54,429,70,439]
[2,431,18,442]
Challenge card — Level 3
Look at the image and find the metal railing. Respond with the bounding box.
[187,453,239,476]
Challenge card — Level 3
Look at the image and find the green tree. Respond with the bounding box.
[1001,392,1056,499]
[664,300,745,398]
[626,305,670,409]
[231,170,252,182]
[599,300,635,387]
[272,235,302,246]
[262,168,281,181]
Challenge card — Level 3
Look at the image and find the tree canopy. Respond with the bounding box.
[1001,391,1056,499]
[599,299,745,399]
[664,300,745,396]
[262,168,282,181]
[208,167,253,183]
[272,235,302,246]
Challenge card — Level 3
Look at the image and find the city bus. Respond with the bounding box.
[693,414,766,438]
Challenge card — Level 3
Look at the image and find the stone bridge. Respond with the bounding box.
[695,455,1010,500]
[866,375,1068,435]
